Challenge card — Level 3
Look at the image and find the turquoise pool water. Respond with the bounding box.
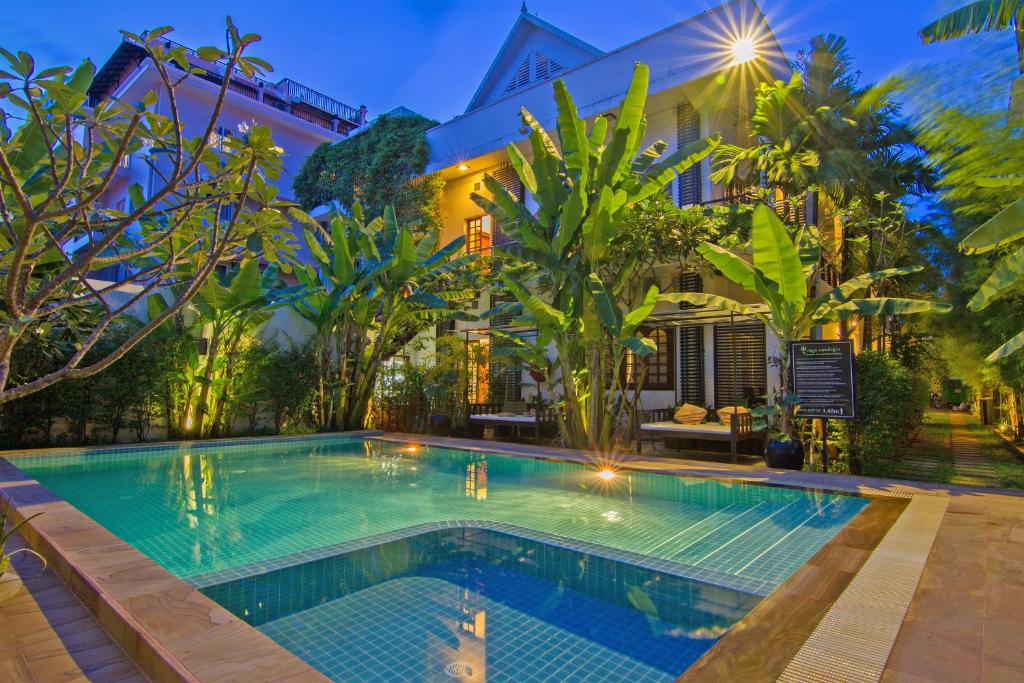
[9,436,868,680]
[11,437,866,589]
[202,527,762,682]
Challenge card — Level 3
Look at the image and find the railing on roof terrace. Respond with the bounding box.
[279,79,363,125]
[138,33,363,129]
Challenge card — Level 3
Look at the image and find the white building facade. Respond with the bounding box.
[426,0,789,414]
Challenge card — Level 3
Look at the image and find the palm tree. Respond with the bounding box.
[713,34,929,208]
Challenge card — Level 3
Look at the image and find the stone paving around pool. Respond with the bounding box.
[1,432,1022,682]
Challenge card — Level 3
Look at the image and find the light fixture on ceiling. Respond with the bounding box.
[457,163,470,172]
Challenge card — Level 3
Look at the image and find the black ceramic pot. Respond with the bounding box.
[764,438,805,469]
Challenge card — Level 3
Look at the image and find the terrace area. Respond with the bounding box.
[86,35,366,134]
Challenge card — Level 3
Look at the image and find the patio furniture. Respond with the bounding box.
[468,403,557,444]
[636,408,762,463]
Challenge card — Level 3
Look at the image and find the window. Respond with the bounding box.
[678,273,705,404]
[489,334,523,403]
[466,216,491,255]
[624,328,674,390]
[713,321,767,406]
[208,126,232,151]
[467,339,489,403]
[676,100,702,207]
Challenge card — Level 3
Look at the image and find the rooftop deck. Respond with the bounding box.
[87,36,365,135]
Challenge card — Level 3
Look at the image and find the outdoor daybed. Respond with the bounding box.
[468,402,558,444]
[636,408,762,463]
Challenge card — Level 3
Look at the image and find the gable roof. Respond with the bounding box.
[465,8,603,113]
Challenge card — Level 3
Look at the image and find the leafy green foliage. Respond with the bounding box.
[832,351,926,475]
[920,0,1024,71]
[0,21,302,404]
[713,34,929,206]
[293,113,444,232]
[475,63,719,450]
[670,205,950,438]
[290,205,477,430]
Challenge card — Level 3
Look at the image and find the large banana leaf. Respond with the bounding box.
[553,80,589,178]
[968,244,1024,310]
[822,297,952,321]
[960,195,1024,253]
[696,242,784,313]
[920,0,1024,43]
[751,204,806,309]
[986,328,1024,361]
[658,292,772,326]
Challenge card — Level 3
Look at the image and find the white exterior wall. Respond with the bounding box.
[425,0,787,413]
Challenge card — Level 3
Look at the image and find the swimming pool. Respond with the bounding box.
[10,436,869,681]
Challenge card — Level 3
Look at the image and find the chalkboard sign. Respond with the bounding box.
[791,340,856,420]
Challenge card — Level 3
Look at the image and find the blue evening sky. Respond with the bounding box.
[0,0,1014,123]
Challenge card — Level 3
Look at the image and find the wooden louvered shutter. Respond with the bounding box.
[676,100,702,207]
[489,163,524,247]
[678,273,705,405]
[489,335,522,403]
[713,321,767,407]
[434,319,455,352]
[489,290,516,328]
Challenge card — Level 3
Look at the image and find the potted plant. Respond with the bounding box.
[751,398,805,469]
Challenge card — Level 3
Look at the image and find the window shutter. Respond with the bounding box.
[488,163,524,246]
[676,100,703,207]
[503,56,532,94]
[678,273,705,405]
[713,321,767,407]
[489,335,522,403]
[489,290,517,328]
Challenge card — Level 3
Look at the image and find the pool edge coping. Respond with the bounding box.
[0,431,964,682]
[0,474,330,683]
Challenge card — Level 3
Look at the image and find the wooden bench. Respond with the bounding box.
[636,408,763,463]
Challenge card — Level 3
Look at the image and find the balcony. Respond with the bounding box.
[87,36,365,135]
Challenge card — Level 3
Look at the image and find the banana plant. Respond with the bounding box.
[665,204,951,438]
[474,62,720,451]
[959,183,1024,361]
[145,258,296,437]
[291,205,477,431]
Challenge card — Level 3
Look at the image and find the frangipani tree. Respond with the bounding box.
[0,22,300,404]
[474,63,720,451]
[667,204,951,438]
[292,206,476,431]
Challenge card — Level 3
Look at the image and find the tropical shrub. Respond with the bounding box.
[256,337,317,433]
[671,204,950,440]
[476,63,719,451]
[292,205,477,431]
[833,351,924,475]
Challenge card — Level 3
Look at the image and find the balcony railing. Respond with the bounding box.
[95,33,365,134]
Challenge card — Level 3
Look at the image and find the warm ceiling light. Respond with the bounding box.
[457,163,470,172]
[731,37,757,65]
[597,469,615,480]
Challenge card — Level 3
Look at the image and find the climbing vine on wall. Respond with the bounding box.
[293,112,444,232]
